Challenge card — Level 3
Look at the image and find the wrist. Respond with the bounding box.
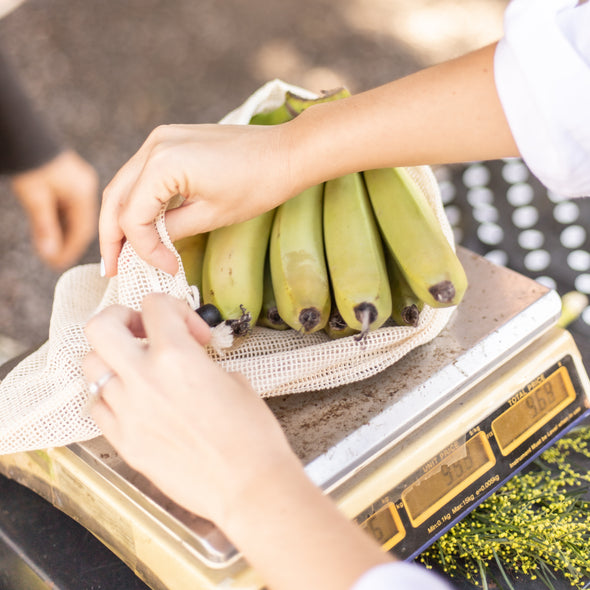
[282,103,334,195]
[283,96,367,195]
[220,448,304,536]
[220,451,393,590]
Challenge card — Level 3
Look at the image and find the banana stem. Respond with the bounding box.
[225,305,252,337]
[353,302,378,342]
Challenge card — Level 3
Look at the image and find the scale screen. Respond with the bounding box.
[492,366,576,455]
[360,503,405,551]
[402,432,495,527]
[356,354,589,560]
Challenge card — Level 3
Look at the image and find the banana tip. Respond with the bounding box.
[401,304,420,327]
[429,280,456,304]
[299,307,322,333]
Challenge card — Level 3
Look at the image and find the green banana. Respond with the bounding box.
[283,87,351,116]
[249,87,350,125]
[174,232,208,294]
[249,102,295,126]
[201,210,275,334]
[363,167,468,308]
[386,248,423,327]
[270,183,331,333]
[258,254,290,330]
[323,172,392,340]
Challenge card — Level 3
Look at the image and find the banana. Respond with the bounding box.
[386,248,423,327]
[258,254,290,330]
[249,87,351,125]
[174,232,208,294]
[283,87,350,116]
[249,102,295,126]
[201,210,275,334]
[363,167,468,308]
[270,183,331,333]
[323,172,392,340]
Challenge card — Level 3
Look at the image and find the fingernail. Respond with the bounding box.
[100,257,106,277]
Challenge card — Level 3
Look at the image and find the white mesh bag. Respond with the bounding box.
[0,79,458,454]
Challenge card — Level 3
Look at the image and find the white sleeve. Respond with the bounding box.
[494,0,590,198]
[350,562,455,590]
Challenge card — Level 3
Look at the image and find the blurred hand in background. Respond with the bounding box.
[11,150,98,270]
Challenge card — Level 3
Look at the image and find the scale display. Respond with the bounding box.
[356,354,589,560]
[402,431,495,527]
[492,366,576,455]
[360,503,405,551]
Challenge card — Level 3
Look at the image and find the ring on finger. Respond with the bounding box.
[88,369,116,399]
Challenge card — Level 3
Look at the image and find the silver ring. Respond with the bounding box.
[88,370,115,398]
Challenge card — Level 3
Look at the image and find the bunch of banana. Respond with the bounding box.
[259,255,290,330]
[194,89,351,336]
[385,248,423,328]
[324,296,359,339]
[178,87,468,343]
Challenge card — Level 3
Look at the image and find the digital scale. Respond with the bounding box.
[0,246,589,590]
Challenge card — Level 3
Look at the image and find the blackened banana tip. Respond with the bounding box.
[429,280,456,303]
[401,304,420,327]
[299,307,322,333]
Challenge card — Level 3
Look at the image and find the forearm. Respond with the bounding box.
[285,42,518,194]
[224,458,392,590]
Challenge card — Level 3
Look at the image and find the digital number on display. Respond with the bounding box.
[492,366,576,455]
[401,432,495,527]
[360,503,405,551]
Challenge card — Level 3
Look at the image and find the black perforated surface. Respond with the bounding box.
[438,159,590,368]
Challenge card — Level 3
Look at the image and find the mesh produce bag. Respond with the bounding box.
[0,79,458,454]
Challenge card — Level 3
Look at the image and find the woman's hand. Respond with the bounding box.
[11,150,99,270]
[99,123,296,277]
[83,293,298,526]
[83,293,393,590]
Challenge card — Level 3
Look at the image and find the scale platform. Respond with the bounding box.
[0,247,589,590]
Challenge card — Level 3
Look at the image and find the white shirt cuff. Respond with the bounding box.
[494,0,590,197]
[350,562,455,590]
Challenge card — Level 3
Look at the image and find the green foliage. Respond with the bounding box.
[418,425,590,589]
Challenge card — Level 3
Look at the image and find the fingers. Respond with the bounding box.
[100,126,193,277]
[85,296,210,374]
[11,151,99,270]
[83,296,210,446]
[58,201,97,269]
[84,304,147,378]
[56,158,99,269]
[99,155,144,277]
[140,293,211,349]
[164,199,217,242]
[24,188,64,266]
